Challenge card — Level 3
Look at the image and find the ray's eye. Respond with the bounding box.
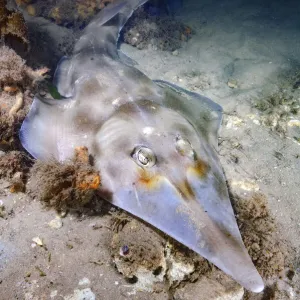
[131,146,156,167]
[175,136,196,160]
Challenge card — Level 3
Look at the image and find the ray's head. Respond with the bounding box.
[93,99,216,199]
[91,100,264,294]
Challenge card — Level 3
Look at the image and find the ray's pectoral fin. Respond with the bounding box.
[112,172,264,293]
[154,80,223,148]
[20,96,75,161]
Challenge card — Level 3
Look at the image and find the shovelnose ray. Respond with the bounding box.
[20,0,264,293]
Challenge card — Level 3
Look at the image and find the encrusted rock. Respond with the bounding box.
[111,212,210,292]
[173,271,244,300]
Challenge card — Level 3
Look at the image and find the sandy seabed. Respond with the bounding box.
[0,0,300,299]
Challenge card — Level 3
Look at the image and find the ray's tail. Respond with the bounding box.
[74,0,148,57]
[54,0,149,97]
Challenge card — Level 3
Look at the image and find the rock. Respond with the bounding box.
[64,288,95,300]
[32,237,43,246]
[224,115,244,130]
[78,277,91,286]
[288,119,300,127]
[0,200,5,218]
[50,290,58,298]
[111,217,166,292]
[10,171,25,193]
[48,217,63,229]
[230,179,260,192]
[172,50,179,56]
[111,215,210,292]
[173,271,244,300]
[26,5,36,16]
[227,79,238,89]
[164,243,197,286]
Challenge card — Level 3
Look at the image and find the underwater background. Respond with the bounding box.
[0,0,300,299]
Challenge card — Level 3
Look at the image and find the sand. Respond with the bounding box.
[0,0,300,299]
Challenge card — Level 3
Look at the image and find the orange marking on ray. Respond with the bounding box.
[189,159,209,178]
[137,169,161,189]
[176,179,195,200]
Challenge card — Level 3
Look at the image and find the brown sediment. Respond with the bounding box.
[0,151,31,180]
[232,193,288,278]
[27,147,101,212]
[111,216,165,279]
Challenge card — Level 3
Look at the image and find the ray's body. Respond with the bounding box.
[20,0,264,292]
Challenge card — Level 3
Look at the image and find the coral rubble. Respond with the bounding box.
[0,0,28,53]
[0,46,48,150]
[15,0,117,27]
[122,7,192,51]
[13,0,191,52]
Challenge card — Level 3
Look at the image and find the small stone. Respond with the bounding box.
[60,211,67,218]
[32,237,43,246]
[225,116,243,129]
[48,217,63,229]
[64,288,95,300]
[119,245,129,256]
[172,50,179,56]
[78,278,91,286]
[50,290,58,298]
[66,242,74,249]
[288,119,300,127]
[10,172,25,193]
[26,5,36,16]
[231,180,259,192]
[0,200,5,218]
[227,79,238,89]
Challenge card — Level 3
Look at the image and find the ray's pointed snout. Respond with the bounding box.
[121,166,264,293]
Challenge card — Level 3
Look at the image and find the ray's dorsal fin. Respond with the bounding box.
[54,0,149,97]
[154,80,223,148]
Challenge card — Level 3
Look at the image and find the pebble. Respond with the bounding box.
[26,5,36,16]
[288,119,300,127]
[231,180,260,192]
[172,50,179,56]
[50,290,58,298]
[32,237,43,246]
[48,217,63,229]
[78,278,91,286]
[64,288,95,300]
[227,79,238,89]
